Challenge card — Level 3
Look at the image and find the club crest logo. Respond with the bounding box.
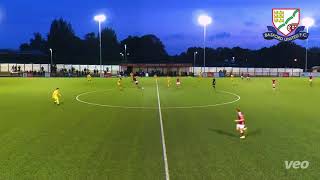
[263,8,309,41]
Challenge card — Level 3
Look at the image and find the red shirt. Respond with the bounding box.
[177,78,180,82]
[272,79,276,84]
[237,112,245,125]
[310,76,313,79]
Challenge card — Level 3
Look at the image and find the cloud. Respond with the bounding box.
[209,32,231,40]
[164,33,186,40]
[312,17,320,29]
[0,6,4,23]
[244,21,259,27]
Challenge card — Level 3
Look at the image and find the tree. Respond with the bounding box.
[140,35,168,62]
[47,18,80,64]
[20,43,31,51]
[30,33,47,51]
[19,32,47,52]
[259,42,305,68]
[101,28,121,64]
[174,42,308,68]
[121,34,168,63]
[82,32,98,63]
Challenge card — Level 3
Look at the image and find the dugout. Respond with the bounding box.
[120,63,192,76]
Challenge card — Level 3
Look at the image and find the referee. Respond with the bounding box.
[212,77,216,89]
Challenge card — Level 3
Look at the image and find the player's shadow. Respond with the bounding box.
[249,129,262,136]
[208,128,238,138]
[209,128,262,138]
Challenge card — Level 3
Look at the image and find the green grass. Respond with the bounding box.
[0,77,319,180]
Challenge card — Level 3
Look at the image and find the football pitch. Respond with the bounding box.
[0,77,319,179]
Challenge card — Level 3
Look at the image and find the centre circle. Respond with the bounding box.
[76,89,240,109]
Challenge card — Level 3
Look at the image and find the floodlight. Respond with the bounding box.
[94,14,106,22]
[198,15,212,26]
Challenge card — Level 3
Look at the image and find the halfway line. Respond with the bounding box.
[156,79,170,180]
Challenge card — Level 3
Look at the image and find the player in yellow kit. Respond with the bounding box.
[167,76,171,88]
[117,78,123,90]
[52,88,61,105]
[130,72,134,82]
[87,73,92,82]
[231,74,235,85]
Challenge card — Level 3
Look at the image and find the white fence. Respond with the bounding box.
[0,63,304,77]
[192,67,303,77]
[0,63,120,74]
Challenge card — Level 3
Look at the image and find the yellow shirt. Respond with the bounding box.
[52,90,61,98]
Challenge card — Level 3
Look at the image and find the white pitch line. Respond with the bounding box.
[75,90,157,109]
[163,91,241,109]
[75,90,241,110]
[156,79,170,180]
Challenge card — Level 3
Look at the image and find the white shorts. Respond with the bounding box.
[272,83,276,88]
[176,82,181,85]
[237,124,245,129]
[309,79,313,82]
[135,81,139,84]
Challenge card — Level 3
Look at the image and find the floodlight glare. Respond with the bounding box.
[94,14,107,75]
[198,15,212,26]
[197,14,212,73]
[94,14,106,22]
[302,17,315,29]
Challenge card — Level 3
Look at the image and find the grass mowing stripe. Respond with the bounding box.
[156,79,170,180]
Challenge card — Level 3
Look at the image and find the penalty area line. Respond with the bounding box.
[156,79,170,180]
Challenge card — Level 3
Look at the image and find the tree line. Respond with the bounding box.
[1,18,319,68]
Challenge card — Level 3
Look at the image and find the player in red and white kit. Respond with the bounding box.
[272,79,276,90]
[176,78,181,87]
[234,108,247,139]
[309,76,313,86]
[133,76,143,89]
[246,74,250,80]
[133,76,139,86]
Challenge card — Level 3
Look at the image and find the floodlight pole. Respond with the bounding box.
[98,21,103,75]
[124,44,127,63]
[193,52,197,75]
[203,25,207,73]
[49,48,53,73]
[305,27,309,72]
[120,53,124,62]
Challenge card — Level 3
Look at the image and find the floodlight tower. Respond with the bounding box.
[124,44,128,62]
[120,53,124,60]
[193,51,198,75]
[94,14,107,75]
[49,48,53,72]
[198,15,212,73]
[302,17,315,72]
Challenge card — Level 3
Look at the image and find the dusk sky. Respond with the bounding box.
[0,0,319,55]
